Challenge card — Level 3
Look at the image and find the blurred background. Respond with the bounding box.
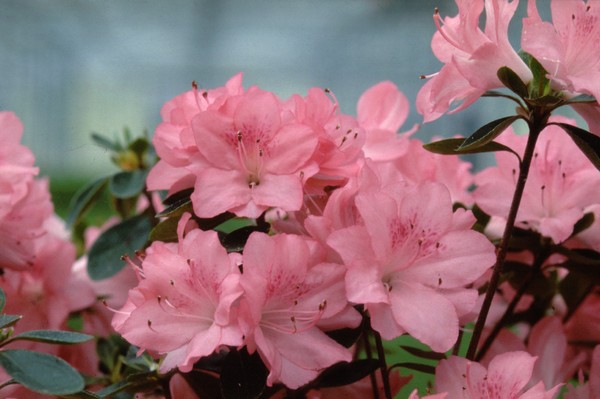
[0,0,560,212]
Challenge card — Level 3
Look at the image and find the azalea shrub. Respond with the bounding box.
[3,0,600,398]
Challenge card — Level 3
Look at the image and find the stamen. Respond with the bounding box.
[433,8,463,50]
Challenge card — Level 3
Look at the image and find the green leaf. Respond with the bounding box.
[87,215,152,280]
[155,197,193,219]
[520,51,551,97]
[325,325,363,348]
[127,137,149,158]
[219,226,266,254]
[553,122,600,171]
[91,133,121,152]
[220,348,268,399]
[525,95,564,107]
[0,314,22,329]
[497,66,529,99]
[458,116,522,151]
[424,138,521,160]
[149,216,180,243]
[95,380,131,398]
[8,330,93,345]
[314,359,380,388]
[566,94,597,104]
[571,212,595,238]
[0,349,84,395]
[0,288,6,313]
[108,169,148,199]
[66,177,108,228]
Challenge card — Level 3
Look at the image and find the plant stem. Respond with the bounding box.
[363,328,380,399]
[373,329,393,399]
[466,117,546,360]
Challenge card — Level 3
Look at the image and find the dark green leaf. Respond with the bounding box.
[91,133,121,152]
[95,380,131,398]
[458,116,522,151]
[399,346,445,361]
[0,314,22,329]
[0,288,5,313]
[497,66,528,99]
[196,212,237,231]
[553,122,600,171]
[0,349,84,395]
[560,271,594,314]
[66,178,108,228]
[162,188,194,206]
[155,197,193,218]
[314,359,380,388]
[566,94,597,104]
[525,95,563,107]
[219,226,265,253]
[109,169,148,199]
[424,138,521,160]
[571,212,595,238]
[220,348,268,399]
[127,137,149,158]
[63,390,101,399]
[149,216,180,243]
[87,215,152,280]
[8,330,93,345]
[389,362,436,375]
[325,325,363,348]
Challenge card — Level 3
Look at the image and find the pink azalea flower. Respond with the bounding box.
[0,112,53,270]
[238,232,356,388]
[146,73,244,194]
[190,87,319,218]
[474,118,600,243]
[112,214,244,373]
[564,345,600,399]
[417,0,531,122]
[356,81,416,162]
[522,0,600,102]
[435,351,562,398]
[327,181,495,352]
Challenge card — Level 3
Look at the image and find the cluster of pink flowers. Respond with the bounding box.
[3,0,600,398]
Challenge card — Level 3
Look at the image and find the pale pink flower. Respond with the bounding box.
[112,214,244,373]
[238,232,356,389]
[474,118,600,243]
[190,87,319,218]
[522,0,600,102]
[435,351,562,398]
[327,182,495,352]
[417,0,531,122]
[146,73,244,194]
[356,81,416,162]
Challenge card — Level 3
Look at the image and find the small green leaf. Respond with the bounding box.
[0,314,22,329]
[424,138,521,160]
[458,116,522,151]
[314,359,380,388]
[571,212,595,238]
[553,122,600,171]
[155,198,193,218]
[87,215,152,280]
[325,325,363,348]
[0,349,84,395]
[0,288,5,313]
[520,51,551,97]
[109,169,148,199]
[95,380,131,398]
[91,133,121,152]
[566,94,597,104]
[8,330,93,345]
[66,178,108,228]
[149,217,180,243]
[525,95,564,107]
[219,226,265,253]
[127,137,149,158]
[497,66,529,99]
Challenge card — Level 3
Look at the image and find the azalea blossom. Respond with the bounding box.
[474,118,600,244]
[435,351,562,398]
[112,214,244,372]
[190,87,319,218]
[238,232,357,388]
[417,0,531,122]
[327,179,495,352]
